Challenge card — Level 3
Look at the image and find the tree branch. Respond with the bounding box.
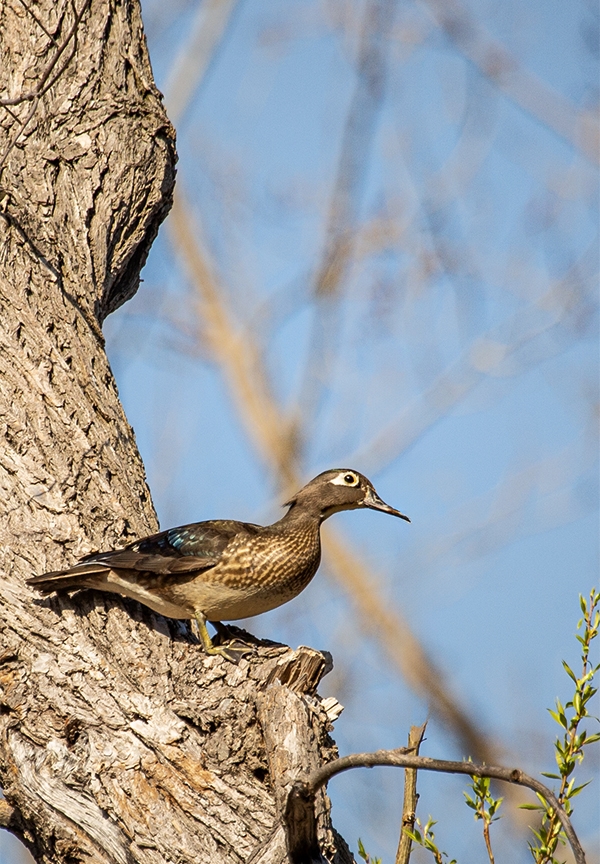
[298,0,397,424]
[284,748,586,864]
[395,723,427,864]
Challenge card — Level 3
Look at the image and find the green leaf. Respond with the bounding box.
[569,781,591,797]
[357,838,367,861]
[580,667,596,685]
[541,772,561,779]
[488,798,503,817]
[560,760,575,777]
[548,709,568,729]
[562,661,577,683]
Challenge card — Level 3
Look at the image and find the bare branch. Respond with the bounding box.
[15,0,60,46]
[0,0,91,181]
[292,749,586,864]
[407,434,598,575]
[351,244,598,476]
[322,528,496,761]
[0,96,39,178]
[314,0,396,300]
[168,188,301,488]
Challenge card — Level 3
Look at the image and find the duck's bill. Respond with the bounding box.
[364,489,411,522]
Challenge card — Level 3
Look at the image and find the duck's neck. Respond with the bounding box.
[274,501,325,528]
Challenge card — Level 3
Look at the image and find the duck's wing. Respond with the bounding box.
[27,519,262,592]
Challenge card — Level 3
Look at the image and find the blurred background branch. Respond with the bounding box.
[419,0,599,164]
[162,0,506,764]
[169,181,497,764]
[164,0,241,125]
[300,0,398,423]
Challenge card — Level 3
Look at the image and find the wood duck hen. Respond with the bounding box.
[28,469,410,662]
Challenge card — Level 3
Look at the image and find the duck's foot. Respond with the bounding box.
[205,641,252,664]
[210,622,258,662]
[194,613,255,664]
[209,621,283,651]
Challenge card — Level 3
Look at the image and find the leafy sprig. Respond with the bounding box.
[403,816,457,864]
[355,589,597,864]
[464,772,503,863]
[357,837,381,864]
[522,588,599,864]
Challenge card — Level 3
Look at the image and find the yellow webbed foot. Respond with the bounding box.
[195,613,254,664]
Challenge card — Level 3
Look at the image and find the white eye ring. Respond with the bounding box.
[331,472,359,487]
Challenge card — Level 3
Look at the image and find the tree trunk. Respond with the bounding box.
[0,2,353,862]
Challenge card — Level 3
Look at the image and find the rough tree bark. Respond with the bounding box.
[0,2,354,862]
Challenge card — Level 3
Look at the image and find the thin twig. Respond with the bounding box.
[0,0,91,182]
[168,190,300,489]
[396,723,427,864]
[0,96,39,176]
[0,0,90,107]
[350,242,598,477]
[16,0,60,46]
[482,807,495,864]
[322,528,496,761]
[34,0,82,101]
[314,0,396,300]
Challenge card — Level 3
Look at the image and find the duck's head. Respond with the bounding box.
[285,469,410,523]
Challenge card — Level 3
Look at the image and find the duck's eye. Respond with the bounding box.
[330,471,360,487]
